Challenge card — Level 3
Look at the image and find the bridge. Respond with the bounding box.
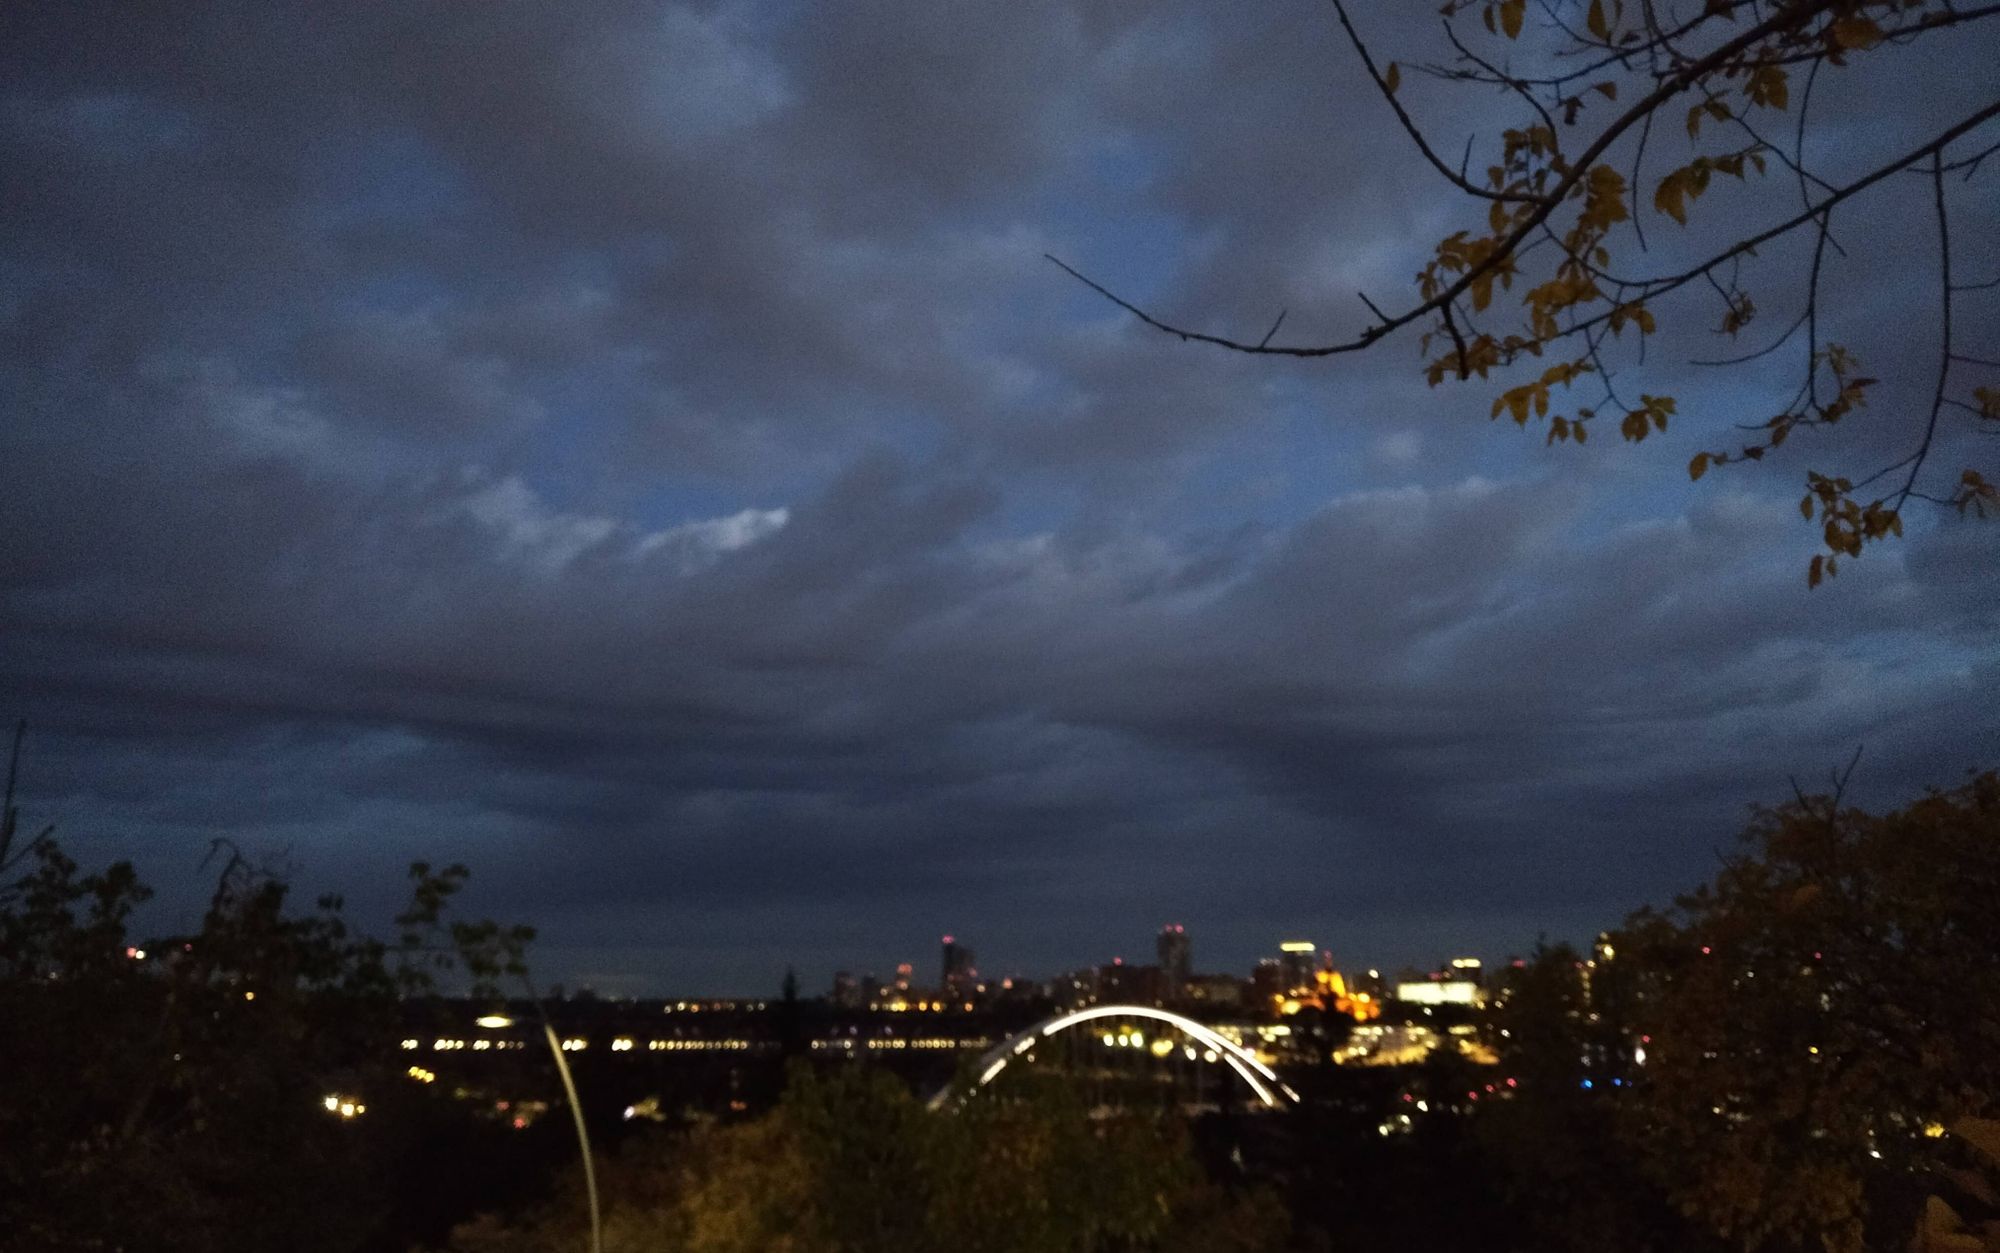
[927,1004,1301,1111]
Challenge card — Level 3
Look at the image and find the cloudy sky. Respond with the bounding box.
[5,1,1996,994]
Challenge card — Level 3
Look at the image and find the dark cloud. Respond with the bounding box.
[3,1,1994,992]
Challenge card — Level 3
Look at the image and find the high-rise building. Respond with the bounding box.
[1184,973,1245,1007]
[1156,924,1191,1000]
[1278,941,1317,994]
[941,935,976,995]
[1098,958,1165,1005]
[894,962,913,993]
[1251,958,1287,1006]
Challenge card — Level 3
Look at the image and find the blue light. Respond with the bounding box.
[1580,1079,1594,1090]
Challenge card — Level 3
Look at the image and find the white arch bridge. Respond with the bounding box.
[927,1004,1301,1112]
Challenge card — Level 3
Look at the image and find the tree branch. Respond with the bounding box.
[1331,0,1544,203]
[1053,1,1849,358]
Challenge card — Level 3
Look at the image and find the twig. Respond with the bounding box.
[1258,309,1288,349]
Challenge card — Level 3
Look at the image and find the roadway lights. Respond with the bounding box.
[474,1014,514,1029]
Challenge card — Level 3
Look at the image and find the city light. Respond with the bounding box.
[474,1015,514,1029]
[321,1094,365,1118]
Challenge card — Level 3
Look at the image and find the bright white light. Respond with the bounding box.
[322,1095,339,1112]
[474,1015,514,1029]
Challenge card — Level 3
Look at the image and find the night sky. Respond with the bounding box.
[5,3,1996,994]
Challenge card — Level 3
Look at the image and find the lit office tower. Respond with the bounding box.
[1278,941,1317,994]
[1156,924,1192,999]
[941,935,975,993]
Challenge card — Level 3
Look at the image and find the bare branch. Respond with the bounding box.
[1886,158,1954,512]
[1056,1,1860,358]
[1257,308,1288,350]
[1331,0,1544,203]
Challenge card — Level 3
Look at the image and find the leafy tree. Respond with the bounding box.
[1478,942,1714,1253]
[1055,0,2000,580]
[0,749,535,1253]
[1609,766,2000,1252]
[441,1064,1290,1253]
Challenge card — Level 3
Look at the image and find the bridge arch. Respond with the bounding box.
[928,1004,1300,1111]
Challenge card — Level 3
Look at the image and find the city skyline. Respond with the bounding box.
[585,924,1489,1002]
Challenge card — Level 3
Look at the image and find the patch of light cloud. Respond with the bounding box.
[635,505,791,573]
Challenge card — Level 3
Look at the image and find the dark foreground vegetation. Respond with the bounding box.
[4,745,1996,1252]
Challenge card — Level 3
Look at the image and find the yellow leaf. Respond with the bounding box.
[1385,61,1400,95]
[1500,0,1525,39]
[1829,16,1882,50]
[1587,0,1609,39]
[1654,173,1687,225]
[1689,452,1709,482]
[1747,65,1789,111]
[1808,554,1823,589]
